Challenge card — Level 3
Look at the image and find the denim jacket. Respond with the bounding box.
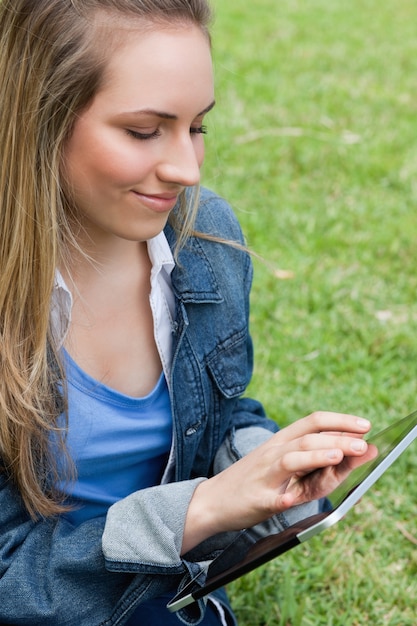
[0,188,317,625]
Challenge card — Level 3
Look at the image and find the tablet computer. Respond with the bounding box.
[167,410,417,612]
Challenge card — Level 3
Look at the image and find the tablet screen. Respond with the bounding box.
[328,410,417,508]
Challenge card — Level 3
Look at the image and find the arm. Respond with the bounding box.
[182,411,377,553]
[0,473,134,625]
[168,196,378,552]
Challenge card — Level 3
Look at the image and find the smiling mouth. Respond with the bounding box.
[131,190,179,213]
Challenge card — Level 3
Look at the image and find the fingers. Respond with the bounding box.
[341,442,379,472]
[265,429,373,491]
[266,429,370,475]
[272,411,372,446]
[278,446,345,476]
[274,442,380,512]
[296,432,369,456]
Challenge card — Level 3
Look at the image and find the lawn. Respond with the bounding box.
[203,0,417,624]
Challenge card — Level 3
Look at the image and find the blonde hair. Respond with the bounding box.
[0,0,213,518]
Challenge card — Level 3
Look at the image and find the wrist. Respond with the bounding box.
[181,477,224,554]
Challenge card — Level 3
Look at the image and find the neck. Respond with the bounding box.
[60,235,151,294]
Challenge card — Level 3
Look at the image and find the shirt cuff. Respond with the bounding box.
[102,478,206,573]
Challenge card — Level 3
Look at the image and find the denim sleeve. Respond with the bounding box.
[0,473,142,625]
[0,471,234,626]
[103,478,240,625]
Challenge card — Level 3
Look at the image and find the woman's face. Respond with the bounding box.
[62,24,214,246]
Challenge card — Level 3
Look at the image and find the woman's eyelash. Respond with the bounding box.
[125,125,208,140]
[190,125,208,135]
[125,129,161,140]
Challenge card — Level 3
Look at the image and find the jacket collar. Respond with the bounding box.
[164,222,223,304]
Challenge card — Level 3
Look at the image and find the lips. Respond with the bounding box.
[130,190,180,213]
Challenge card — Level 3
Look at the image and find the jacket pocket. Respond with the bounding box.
[205,328,250,399]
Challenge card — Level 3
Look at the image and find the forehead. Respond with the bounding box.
[94,23,214,113]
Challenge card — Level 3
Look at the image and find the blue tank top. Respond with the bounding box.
[58,349,172,526]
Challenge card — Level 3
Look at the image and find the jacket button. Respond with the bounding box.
[185,421,201,436]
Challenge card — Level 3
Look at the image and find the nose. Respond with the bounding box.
[156,133,202,188]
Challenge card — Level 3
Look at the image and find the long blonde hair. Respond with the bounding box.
[0,0,213,518]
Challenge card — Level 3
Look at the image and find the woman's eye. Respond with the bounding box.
[125,128,161,140]
[125,125,207,140]
[190,125,208,135]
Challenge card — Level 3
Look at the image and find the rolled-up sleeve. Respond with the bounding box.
[103,478,207,573]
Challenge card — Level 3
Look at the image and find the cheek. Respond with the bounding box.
[64,129,138,191]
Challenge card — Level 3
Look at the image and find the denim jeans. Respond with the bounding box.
[126,592,227,625]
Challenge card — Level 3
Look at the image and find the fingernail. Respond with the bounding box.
[351,440,366,452]
[327,449,340,459]
[356,418,371,429]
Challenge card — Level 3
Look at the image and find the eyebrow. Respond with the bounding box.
[120,100,216,120]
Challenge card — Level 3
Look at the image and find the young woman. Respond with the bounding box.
[0,1,376,624]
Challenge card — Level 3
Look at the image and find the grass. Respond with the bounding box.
[202,1,417,624]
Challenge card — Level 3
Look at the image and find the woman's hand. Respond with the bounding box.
[182,412,377,553]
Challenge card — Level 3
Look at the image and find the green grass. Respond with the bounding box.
[203,0,417,623]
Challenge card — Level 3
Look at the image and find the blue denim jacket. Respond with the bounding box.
[0,189,317,625]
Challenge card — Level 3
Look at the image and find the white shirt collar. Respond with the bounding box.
[147,231,175,279]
